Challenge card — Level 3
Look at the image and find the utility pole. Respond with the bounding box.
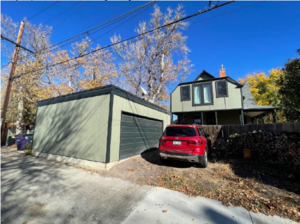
[1,21,25,138]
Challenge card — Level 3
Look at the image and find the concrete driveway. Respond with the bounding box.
[1,148,296,224]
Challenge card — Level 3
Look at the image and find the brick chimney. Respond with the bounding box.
[219,64,226,77]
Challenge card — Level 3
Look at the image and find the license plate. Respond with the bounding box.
[173,141,181,145]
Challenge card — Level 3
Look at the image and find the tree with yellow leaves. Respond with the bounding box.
[239,69,286,123]
[1,15,117,134]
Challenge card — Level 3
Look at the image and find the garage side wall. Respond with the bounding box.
[109,95,170,162]
[33,95,110,162]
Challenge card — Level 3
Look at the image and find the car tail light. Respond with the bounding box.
[188,140,203,145]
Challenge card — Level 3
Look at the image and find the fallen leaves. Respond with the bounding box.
[162,210,168,213]
[127,168,137,172]
[154,166,300,222]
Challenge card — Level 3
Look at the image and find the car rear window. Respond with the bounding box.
[164,127,197,137]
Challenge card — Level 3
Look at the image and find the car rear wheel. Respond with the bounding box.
[199,148,208,168]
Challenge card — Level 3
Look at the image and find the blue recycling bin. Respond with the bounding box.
[15,136,30,150]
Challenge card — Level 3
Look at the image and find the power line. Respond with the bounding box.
[53,1,89,29]
[68,1,137,38]
[92,2,154,42]
[13,1,156,62]
[44,1,82,25]
[51,1,156,48]
[28,1,59,20]
[191,1,264,25]
[58,4,153,49]
[1,62,11,69]
[12,0,234,80]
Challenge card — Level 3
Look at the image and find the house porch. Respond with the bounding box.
[172,109,277,125]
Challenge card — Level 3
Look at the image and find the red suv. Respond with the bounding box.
[158,124,209,168]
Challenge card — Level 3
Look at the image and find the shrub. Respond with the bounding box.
[25,142,32,156]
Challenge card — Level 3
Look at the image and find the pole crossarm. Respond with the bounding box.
[1,34,35,54]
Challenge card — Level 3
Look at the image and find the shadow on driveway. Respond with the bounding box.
[141,148,197,169]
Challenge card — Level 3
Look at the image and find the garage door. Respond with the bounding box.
[119,113,163,160]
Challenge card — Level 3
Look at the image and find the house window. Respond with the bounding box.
[193,85,201,104]
[180,86,190,101]
[216,81,228,97]
[203,83,212,104]
[193,83,213,106]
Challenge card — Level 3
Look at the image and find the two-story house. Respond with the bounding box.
[170,66,278,125]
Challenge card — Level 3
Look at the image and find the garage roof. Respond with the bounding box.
[37,85,169,114]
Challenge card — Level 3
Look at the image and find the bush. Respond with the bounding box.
[25,142,32,156]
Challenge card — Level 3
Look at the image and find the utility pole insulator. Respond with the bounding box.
[1,21,25,141]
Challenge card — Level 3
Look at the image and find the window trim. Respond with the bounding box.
[180,86,190,101]
[215,80,228,98]
[192,82,214,106]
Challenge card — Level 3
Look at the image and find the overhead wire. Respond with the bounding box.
[51,1,156,48]
[12,0,235,80]
[53,1,89,29]
[191,1,265,25]
[91,2,154,42]
[68,1,137,37]
[12,1,156,62]
[28,1,59,20]
[44,1,82,25]
[58,3,154,49]
[72,1,155,48]
[1,61,11,69]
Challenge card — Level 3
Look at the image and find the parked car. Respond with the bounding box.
[158,124,209,168]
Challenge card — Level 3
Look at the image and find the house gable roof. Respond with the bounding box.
[194,70,215,81]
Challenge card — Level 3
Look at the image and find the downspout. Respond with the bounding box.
[170,93,173,124]
[240,85,245,126]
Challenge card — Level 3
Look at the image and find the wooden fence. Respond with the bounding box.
[202,122,300,146]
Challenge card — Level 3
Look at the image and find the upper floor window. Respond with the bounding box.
[193,83,213,106]
[180,86,190,101]
[215,81,228,97]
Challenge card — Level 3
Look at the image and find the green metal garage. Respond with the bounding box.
[32,85,170,167]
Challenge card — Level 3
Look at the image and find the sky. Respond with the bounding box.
[1,1,300,93]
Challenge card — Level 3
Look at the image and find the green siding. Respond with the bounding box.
[109,95,170,162]
[171,81,242,113]
[33,94,110,162]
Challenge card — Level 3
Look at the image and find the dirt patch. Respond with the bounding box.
[99,149,300,222]
[25,202,47,218]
